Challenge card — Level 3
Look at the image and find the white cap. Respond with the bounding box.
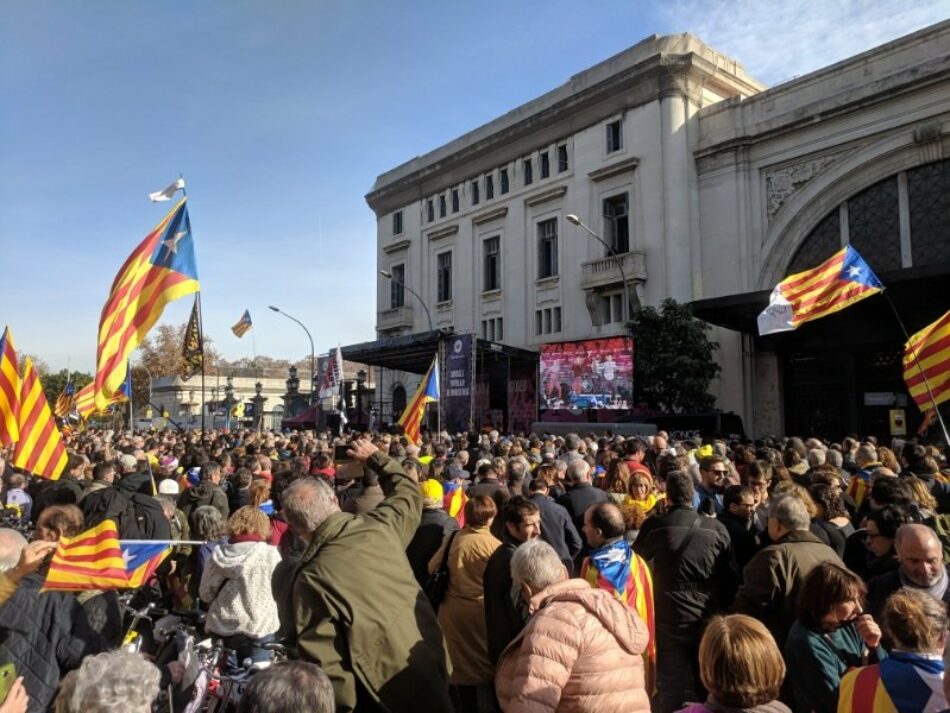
[158,479,180,495]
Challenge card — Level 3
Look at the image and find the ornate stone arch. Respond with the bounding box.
[757,123,948,289]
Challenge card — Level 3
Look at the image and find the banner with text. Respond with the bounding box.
[442,334,474,433]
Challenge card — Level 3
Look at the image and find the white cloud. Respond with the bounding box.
[658,0,949,84]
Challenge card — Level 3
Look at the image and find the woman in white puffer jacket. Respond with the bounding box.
[200,506,282,668]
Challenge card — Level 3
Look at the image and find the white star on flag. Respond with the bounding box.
[163,230,186,255]
[847,266,862,278]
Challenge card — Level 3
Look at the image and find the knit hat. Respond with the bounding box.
[420,479,444,503]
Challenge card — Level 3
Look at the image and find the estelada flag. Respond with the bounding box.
[758,246,883,336]
[94,198,199,410]
[231,309,252,338]
[42,520,130,591]
[397,356,439,445]
[903,310,950,410]
[13,358,67,480]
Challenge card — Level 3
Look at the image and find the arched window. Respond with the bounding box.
[392,385,407,417]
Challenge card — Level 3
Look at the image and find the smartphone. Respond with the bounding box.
[0,662,16,703]
[334,445,352,463]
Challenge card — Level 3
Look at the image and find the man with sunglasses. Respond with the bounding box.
[693,456,728,515]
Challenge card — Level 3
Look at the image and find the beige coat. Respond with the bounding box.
[495,578,651,713]
[428,524,501,685]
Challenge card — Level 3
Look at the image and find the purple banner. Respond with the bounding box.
[442,334,473,433]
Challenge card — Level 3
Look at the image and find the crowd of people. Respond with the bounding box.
[0,426,949,712]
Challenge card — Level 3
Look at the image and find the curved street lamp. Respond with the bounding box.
[566,213,636,324]
[269,305,316,404]
[379,270,434,332]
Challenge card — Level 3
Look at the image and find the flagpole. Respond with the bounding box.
[883,292,950,446]
[127,359,133,432]
[197,292,206,435]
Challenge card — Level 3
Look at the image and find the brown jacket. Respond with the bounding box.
[732,529,842,645]
[495,578,651,713]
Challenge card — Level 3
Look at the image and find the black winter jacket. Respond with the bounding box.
[529,493,582,575]
[405,507,459,587]
[0,573,105,712]
[483,535,525,664]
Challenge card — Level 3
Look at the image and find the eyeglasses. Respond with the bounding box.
[710,469,729,475]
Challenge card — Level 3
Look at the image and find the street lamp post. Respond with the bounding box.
[224,375,234,432]
[379,270,434,332]
[253,381,265,434]
[268,306,316,404]
[210,387,218,429]
[566,214,637,325]
[356,369,367,431]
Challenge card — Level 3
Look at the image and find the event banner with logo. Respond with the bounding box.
[442,334,474,433]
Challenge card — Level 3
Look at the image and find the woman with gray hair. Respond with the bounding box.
[496,539,650,712]
[54,650,160,713]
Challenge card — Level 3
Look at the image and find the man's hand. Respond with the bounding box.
[9,541,58,583]
[347,439,379,463]
[855,613,881,649]
[0,677,28,713]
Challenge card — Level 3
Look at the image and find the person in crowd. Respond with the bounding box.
[0,528,106,712]
[406,478,459,587]
[284,440,452,713]
[622,438,653,479]
[848,444,884,510]
[557,459,609,568]
[856,504,913,581]
[733,493,842,647]
[527,477,582,576]
[604,460,632,505]
[341,469,384,514]
[238,661,335,713]
[495,539,651,713]
[694,456,728,514]
[190,505,228,599]
[442,463,470,524]
[3,472,31,523]
[200,506,281,668]
[867,523,950,619]
[484,497,541,665]
[467,464,510,540]
[809,482,852,557]
[428,495,501,712]
[580,502,656,693]
[625,470,661,516]
[719,485,760,576]
[53,650,161,713]
[784,562,883,713]
[635,471,735,713]
[178,461,229,526]
[676,614,791,713]
[228,467,253,513]
[742,460,774,533]
[838,589,948,713]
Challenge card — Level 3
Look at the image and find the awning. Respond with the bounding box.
[281,405,319,427]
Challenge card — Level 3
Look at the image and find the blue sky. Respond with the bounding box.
[1,0,946,373]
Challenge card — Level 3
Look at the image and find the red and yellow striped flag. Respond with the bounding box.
[0,326,19,447]
[73,382,97,420]
[94,199,199,410]
[903,310,950,410]
[42,520,129,591]
[397,357,439,445]
[12,358,68,480]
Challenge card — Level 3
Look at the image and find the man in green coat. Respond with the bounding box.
[282,439,452,712]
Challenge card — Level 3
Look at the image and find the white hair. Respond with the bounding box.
[54,651,160,713]
[807,449,826,468]
[768,494,810,532]
[281,477,340,534]
[565,459,591,483]
[0,528,27,573]
[510,539,566,591]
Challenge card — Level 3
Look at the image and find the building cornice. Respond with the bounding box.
[382,238,411,254]
[471,206,509,225]
[426,224,459,242]
[366,36,763,216]
[588,156,640,182]
[524,185,568,207]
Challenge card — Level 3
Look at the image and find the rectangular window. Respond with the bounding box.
[500,168,509,194]
[524,158,533,185]
[606,119,622,153]
[481,320,488,339]
[392,211,403,235]
[452,189,459,213]
[485,174,494,200]
[496,317,503,341]
[472,180,480,205]
[603,194,630,253]
[426,199,434,223]
[439,194,446,218]
[537,218,558,278]
[553,307,562,333]
[557,144,568,172]
[543,309,552,334]
[483,236,501,291]
[390,264,405,309]
[540,151,550,179]
[437,251,452,303]
[488,319,496,341]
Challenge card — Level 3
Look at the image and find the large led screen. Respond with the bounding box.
[539,337,634,410]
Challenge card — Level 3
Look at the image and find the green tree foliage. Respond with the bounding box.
[632,298,721,414]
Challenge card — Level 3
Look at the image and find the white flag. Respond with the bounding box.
[756,286,796,336]
[148,177,186,202]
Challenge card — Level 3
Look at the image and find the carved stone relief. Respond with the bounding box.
[765,149,855,221]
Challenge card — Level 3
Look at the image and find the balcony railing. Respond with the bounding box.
[580,251,647,290]
[377,305,414,331]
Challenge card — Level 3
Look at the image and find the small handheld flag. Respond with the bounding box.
[0,326,19,447]
[13,358,68,480]
[758,246,883,336]
[231,310,253,338]
[903,310,950,410]
[397,356,439,445]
